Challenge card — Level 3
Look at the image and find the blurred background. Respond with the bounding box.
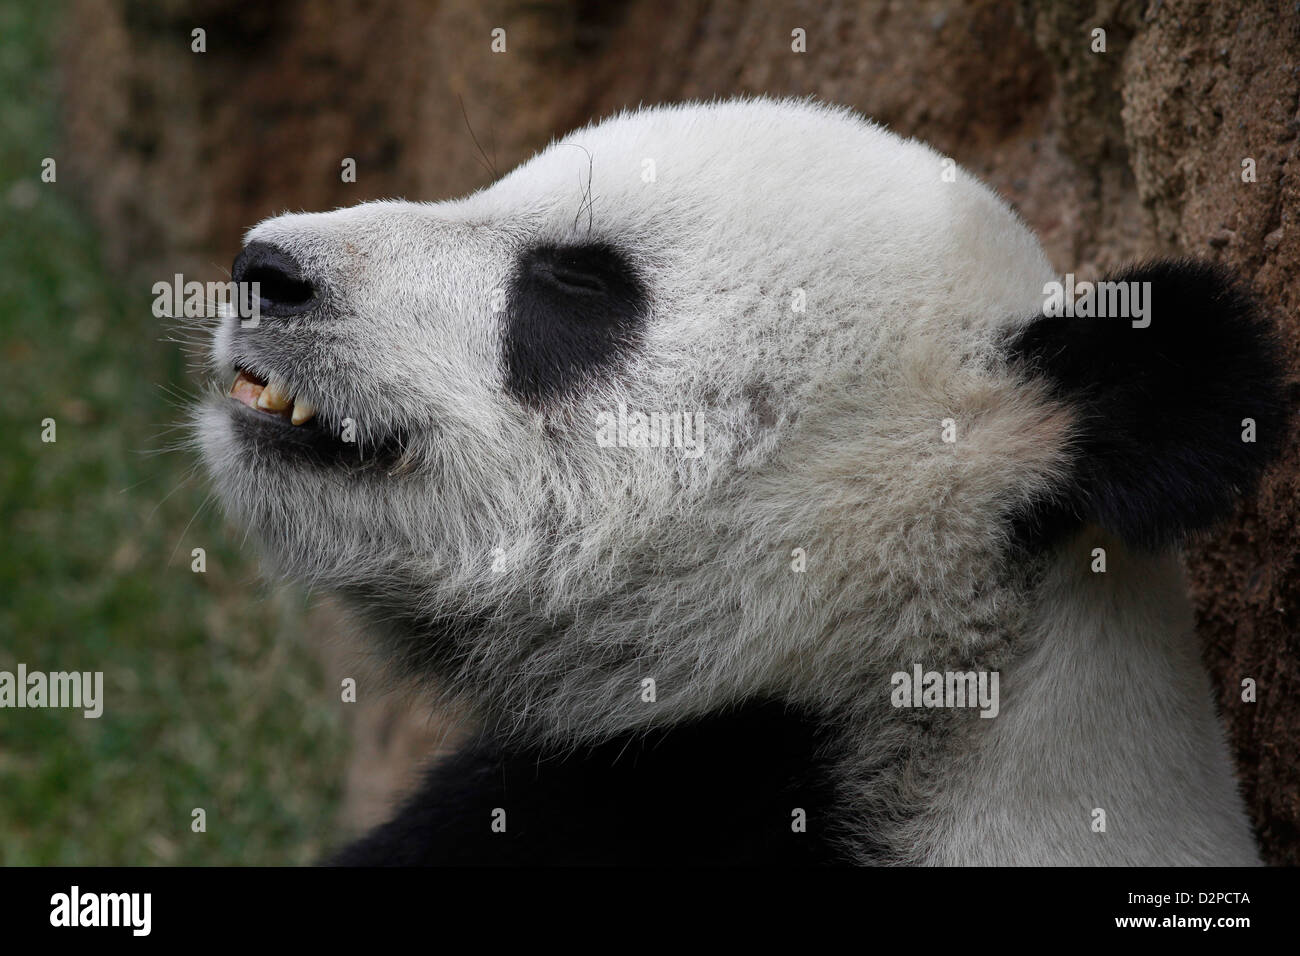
[1,0,1297,864]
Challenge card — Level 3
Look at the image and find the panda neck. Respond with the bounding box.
[900,536,1259,865]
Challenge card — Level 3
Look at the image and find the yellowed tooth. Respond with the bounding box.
[290,399,317,426]
[256,379,292,412]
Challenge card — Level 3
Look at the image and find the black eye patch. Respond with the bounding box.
[502,242,649,407]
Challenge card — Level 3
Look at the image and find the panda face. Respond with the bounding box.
[199,98,1279,743]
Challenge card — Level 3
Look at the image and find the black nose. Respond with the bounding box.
[231,241,317,317]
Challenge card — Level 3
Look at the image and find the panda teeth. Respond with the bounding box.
[256,379,293,413]
[290,398,317,426]
[236,373,316,426]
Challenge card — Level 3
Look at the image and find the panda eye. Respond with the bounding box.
[528,246,622,294]
[503,242,649,406]
[544,266,605,292]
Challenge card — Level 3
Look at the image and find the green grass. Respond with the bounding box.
[0,2,348,864]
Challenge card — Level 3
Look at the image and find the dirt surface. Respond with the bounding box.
[62,0,1300,861]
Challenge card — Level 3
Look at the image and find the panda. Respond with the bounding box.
[197,97,1286,865]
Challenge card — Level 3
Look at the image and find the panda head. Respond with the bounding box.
[198,98,1286,742]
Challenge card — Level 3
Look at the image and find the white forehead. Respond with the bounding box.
[467,97,933,231]
[448,97,1051,315]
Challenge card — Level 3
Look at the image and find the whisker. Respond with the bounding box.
[458,93,499,180]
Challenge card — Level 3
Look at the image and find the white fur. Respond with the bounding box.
[913,536,1258,865]
[198,97,1258,864]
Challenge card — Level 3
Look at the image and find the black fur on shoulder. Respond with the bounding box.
[1007,258,1290,550]
[325,702,849,866]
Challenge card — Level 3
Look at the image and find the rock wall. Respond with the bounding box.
[63,0,1300,861]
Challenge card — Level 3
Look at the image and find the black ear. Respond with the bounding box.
[1008,258,1291,549]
